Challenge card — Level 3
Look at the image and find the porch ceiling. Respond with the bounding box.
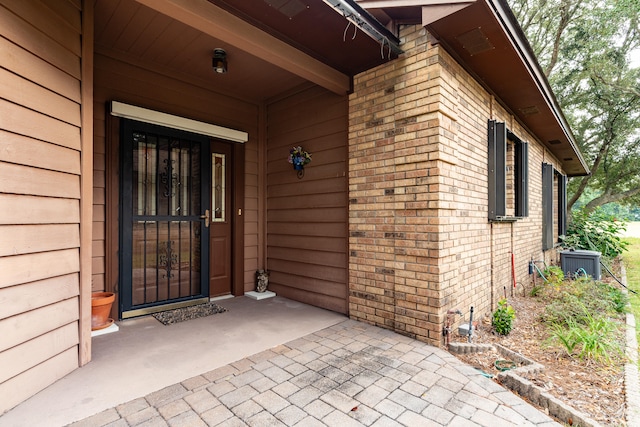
[94,0,399,101]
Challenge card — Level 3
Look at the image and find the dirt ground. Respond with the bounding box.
[451,293,627,425]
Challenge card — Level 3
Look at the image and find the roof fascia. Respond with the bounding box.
[421,3,474,25]
[134,0,351,95]
[486,0,589,174]
[359,0,473,7]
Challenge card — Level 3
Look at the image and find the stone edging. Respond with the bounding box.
[621,262,640,427]
[448,341,600,426]
[625,312,640,427]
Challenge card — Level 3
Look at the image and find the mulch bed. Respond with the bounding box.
[451,293,627,425]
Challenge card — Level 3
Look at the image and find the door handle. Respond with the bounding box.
[200,209,210,228]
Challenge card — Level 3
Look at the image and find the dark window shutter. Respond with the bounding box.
[488,120,506,220]
[542,163,554,250]
[558,173,567,237]
[515,141,529,217]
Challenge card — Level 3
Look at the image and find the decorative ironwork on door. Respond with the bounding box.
[121,120,210,315]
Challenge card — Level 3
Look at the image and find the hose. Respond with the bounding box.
[575,267,588,278]
[531,262,548,282]
[495,360,516,371]
[600,260,637,294]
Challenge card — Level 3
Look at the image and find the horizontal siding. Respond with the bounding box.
[0,274,79,320]
[0,224,80,257]
[0,195,79,224]
[266,86,348,314]
[0,67,81,126]
[0,249,80,289]
[0,0,82,56]
[0,0,82,414]
[0,3,81,78]
[0,347,78,417]
[268,222,346,237]
[0,130,81,174]
[0,298,79,353]
[266,207,347,223]
[0,162,80,199]
[0,99,81,150]
[0,36,80,103]
[0,323,78,383]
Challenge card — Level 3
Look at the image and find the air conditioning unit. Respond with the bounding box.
[560,249,601,280]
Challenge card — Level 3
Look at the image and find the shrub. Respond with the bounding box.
[542,265,565,287]
[562,208,628,260]
[492,298,516,335]
[540,277,627,325]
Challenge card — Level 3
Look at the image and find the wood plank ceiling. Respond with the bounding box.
[94,0,397,101]
[94,0,305,101]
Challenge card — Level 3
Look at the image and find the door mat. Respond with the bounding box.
[152,302,227,325]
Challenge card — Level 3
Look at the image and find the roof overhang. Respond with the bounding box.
[359,0,590,176]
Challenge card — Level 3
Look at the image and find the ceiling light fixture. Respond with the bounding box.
[212,48,227,74]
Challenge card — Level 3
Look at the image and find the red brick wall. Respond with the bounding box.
[348,25,565,346]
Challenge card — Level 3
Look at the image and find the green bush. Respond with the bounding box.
[562,208,628,260]
[542,265,565,287]
[492,298,516,335]
[547,307,622,364]
[535,272,627,364]
[540,276,627,323]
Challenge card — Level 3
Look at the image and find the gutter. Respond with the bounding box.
[322,0,404,56]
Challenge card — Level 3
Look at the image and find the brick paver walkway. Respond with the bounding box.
[69,320,560,426]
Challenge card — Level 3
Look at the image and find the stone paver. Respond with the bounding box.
[67,320,562,426]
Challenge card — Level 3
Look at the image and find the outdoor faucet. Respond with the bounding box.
[444,309,463,348]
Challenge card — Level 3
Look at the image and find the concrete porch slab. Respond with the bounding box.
[0,296,345,427]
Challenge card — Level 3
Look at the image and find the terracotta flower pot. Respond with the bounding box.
[91,292,115,330]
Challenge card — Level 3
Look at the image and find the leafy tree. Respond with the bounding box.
[508,0,640,213]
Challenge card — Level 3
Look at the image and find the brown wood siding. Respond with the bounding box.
[93,52,260,301]
[0,0,83,413]
[266,86,349,314]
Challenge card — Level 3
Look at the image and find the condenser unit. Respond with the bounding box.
[560,249,601,280]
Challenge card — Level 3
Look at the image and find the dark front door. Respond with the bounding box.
[120,119,211,317]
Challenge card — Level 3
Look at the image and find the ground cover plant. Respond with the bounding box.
[540,276,626,364]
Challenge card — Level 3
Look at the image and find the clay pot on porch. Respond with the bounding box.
[91,292,115,330]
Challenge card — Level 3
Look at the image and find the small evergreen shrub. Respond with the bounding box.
[492,298,516,335]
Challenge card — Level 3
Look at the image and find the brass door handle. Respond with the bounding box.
[200,209,210,228]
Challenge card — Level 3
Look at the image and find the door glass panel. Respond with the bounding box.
[133,133,157,216]
[212,153,225,222]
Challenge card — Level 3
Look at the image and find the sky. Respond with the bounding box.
[632,48,640,68]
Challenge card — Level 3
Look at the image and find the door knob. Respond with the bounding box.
[199,209,210,228]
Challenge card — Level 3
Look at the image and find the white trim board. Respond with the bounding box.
[110,101,248,143]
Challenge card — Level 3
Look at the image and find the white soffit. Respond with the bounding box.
[110,101,248,143]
